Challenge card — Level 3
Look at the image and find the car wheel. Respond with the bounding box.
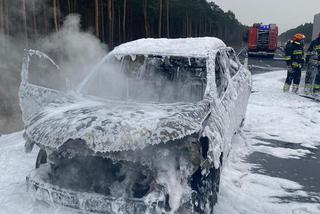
[35,149,47,169]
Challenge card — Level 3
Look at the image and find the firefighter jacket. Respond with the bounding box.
[285,40,305,68]
[306,37,320,64]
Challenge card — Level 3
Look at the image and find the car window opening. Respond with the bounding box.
[227,49,241,77]
[215,53,228,97]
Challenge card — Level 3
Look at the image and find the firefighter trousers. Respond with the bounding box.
[305,63,320,93]
[314,66,320,93]
[285,67,301,86]
[305,64,316,88]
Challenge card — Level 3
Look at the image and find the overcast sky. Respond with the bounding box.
[211,0,319,33]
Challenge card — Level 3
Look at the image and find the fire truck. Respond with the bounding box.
[246,23,279,57]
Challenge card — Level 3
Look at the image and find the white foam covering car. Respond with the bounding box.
[19,37,251,213]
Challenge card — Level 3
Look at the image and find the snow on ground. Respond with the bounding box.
[215,70,320,214]
[0,70,319,214]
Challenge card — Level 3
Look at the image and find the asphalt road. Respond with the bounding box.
[248,138,320,204]
[248,56,287,73]
[215,69,320,214]
[236,46,288,74]
[247,54,320,204]
[245,52,319,207]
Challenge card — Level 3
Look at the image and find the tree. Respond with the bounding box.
[279,23,313,43]
[158,0,163,37]
[166,0,169,38]
[32,0,37,35]
[57,0,61,29]
[123,0,127,41]
[0,0,3,32]
[53,0,59,31]
[108,0,114,48]
[67,0,71,13]
[95,0,100,37]
[3,0,9,35]
[143,0,150,37]
[1,0,247,48]
[21,0,28,46]
[117,3,121,43]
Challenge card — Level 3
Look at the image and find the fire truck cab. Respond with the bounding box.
[246,23,278,58]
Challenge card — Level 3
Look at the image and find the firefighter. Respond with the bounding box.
[305,32,320,95]
[283,33,305,93]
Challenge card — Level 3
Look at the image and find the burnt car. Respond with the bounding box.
[19,37,251,213]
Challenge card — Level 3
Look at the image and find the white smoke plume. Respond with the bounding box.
[0,13,108,134]
[38,14,108,87]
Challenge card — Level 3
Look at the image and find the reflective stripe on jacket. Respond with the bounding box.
[284,40,304,67]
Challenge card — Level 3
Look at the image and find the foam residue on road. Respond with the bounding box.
[0,132,35,213]
[215,70,320,214]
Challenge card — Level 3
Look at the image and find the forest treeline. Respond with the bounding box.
[0,0,246,48]
[279,23,313,44]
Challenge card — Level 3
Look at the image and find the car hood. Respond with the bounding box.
[21,84,211,153]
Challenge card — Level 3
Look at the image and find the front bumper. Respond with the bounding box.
[26,166,157,214]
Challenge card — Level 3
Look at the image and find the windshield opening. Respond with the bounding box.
[82,55,207,103]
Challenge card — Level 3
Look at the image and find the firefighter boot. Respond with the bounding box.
[283,83,290,92]
[292,84,299,94]
[304,85,312,95]
[314,87,320,96]
[314,84,320,96]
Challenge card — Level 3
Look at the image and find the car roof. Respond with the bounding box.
[110,37,226,58]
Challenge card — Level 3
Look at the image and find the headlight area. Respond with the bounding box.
[27,136,204,213]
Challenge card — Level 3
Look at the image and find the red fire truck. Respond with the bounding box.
[246,23,278,57]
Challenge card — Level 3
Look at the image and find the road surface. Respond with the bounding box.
[215,70,320,214]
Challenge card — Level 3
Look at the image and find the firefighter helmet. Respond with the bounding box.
[293,33,306,42]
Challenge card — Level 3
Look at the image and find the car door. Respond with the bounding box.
[199,47,251,173]
[214,49,233,129]
[213,48,246,157]
[225,48,251,132]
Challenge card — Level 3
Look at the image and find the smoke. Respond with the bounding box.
[0,13,108,134]
[0,32,26,133]
[38,14,108,87]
